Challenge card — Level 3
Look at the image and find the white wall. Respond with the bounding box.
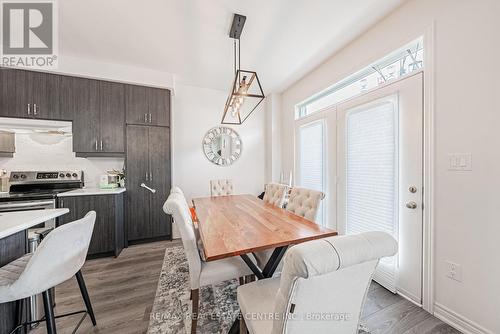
[172,83,266,201]
[0,130,124,188]
[280,0,500,332]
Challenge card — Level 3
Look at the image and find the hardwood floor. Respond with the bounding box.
[31,240,459,334]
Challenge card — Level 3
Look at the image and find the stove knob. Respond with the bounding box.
[66,173,72,178]
[20,174,26,179]
[59,173,65,177]
[12,174,19,179]
[72,173,78,178]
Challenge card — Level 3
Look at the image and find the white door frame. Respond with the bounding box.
[291,25,436,312]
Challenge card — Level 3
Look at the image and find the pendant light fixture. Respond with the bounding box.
[221,14,265,125]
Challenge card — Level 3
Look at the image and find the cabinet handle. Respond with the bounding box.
[33,104,37,115]
[27,104,31,115]
[144,113,147,123]
[145,172,148,181]
[100,140,103,151]
[60,199,64,207]
[150,172,153,181]
[95,140,98,150]
[149,113,152,123]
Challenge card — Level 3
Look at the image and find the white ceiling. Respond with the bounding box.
[59,0,407,93]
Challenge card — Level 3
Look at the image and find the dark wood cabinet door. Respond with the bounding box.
[149,126,171,238]
[29,71,60,120]
[126,125,152,241]
[148,88,170,127]
[61,77,100,153]
[0,69,31,118]
[100,81,125,153]
[58,195,116,255]
[125,84,148,125]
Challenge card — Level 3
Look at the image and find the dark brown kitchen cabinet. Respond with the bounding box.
[0,231,27,334]
[126,125,171,242]
[0,68,60,119]
[125,85,170,127]
[60,77,125,156]
[60,76,100,153]
[57,193,124,257]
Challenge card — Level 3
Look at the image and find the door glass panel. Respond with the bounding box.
[298,120,326,225]
[346,96,398,291]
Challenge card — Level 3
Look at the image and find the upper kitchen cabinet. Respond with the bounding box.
[99,81,125,153]
[125,85,170,127]
[60,76,125,157]
[0,68,61,120]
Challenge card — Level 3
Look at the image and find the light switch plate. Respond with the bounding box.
[448,153,472,171]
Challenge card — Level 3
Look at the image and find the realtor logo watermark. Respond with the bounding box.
[1,0,58,68]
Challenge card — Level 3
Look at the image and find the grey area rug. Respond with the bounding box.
[147,245,370,334]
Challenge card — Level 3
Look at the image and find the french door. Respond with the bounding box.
[336,72,423,303]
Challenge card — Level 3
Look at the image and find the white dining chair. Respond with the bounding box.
[0,212,97,334]
[210,179,234,197]
[286,187,325,222]
[238,231,398,334]
[254,187,325,270]
[163,191,256,334]
[262,183,289,208]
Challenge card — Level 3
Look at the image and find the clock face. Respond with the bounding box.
[202,127,242,166]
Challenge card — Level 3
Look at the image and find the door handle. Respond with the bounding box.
[406,201,417,209]
[144,113,147,123]
[33,104,38,115]
[100,140,103,151]
[27,104,31,115]
[140,183,156,193]
[149,113,152,123]
[95,140,98,150]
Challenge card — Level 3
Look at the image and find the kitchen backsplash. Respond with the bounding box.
[0,131,124,188]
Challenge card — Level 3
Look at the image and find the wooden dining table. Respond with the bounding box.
[192,194,337,333]
[192,193,338,279]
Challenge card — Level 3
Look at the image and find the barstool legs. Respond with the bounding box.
[42,290,57,334]
[75,270,97,326]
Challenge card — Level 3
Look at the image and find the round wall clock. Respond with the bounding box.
[202,126,242,166]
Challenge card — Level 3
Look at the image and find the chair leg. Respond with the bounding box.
[75,270,97,326]
[42,290,57,334]
[239,316,248,333]
[191,289,199,334]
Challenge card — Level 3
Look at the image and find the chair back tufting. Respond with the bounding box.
[263,183,289,208]
[210,179,234,197]
[272,231,398,334]
[286,187,325,222]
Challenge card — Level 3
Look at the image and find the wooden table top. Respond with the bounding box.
[192,194,338,261]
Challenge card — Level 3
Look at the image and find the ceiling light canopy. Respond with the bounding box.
[221,14,265,125]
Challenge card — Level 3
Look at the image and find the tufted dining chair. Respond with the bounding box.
[163,191,256,334]
[286,187,325,222]
[210,179,234,197]
[254,187,326,270]
[238,231,398,334]
[262,183,289,208]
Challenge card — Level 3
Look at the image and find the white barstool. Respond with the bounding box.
[0,211,97,334]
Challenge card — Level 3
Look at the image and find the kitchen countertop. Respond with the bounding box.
[0,209,69,239]
[57,187,126,197]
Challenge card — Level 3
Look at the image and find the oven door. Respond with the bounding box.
[0,199,57,228]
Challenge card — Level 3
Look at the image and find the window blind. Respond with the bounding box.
[346,99,398,292]
[299,120,325,225]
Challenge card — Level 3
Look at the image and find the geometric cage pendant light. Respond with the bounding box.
[221,14,265,125]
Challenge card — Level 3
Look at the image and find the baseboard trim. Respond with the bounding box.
[434,302,493,334]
